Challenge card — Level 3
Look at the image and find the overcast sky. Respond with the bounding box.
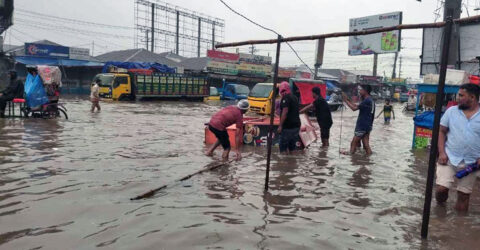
[8,0,480,79]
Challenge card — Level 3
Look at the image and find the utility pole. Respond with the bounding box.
[249,45,256,55]
[314,39,325,80]
[399,56,403,78]
[151,3,155,53]
[176,11,180,55]
[392,52,399,79]
[373,53,378,76]
[146,30,149,51]
[197,18,201,58]
[444,0,462,68]
[212,21,216,50]
[91,41,95,57]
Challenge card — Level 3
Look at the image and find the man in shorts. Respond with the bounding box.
[206,99,249,161]
[342,85,375,155]
[300,87,333,147]
[436,84,480,212]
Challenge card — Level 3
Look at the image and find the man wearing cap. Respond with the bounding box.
[277,81,301,154]
[0,70,24,118]
[206,99,249,161]
[342,84,375,155]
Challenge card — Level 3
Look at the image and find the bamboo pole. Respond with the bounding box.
[265,35,282,191]
[215,15,480,48]
[421,14,454,239]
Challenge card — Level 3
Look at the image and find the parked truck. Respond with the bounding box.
[94,70,209,101]
[218,80,249,100]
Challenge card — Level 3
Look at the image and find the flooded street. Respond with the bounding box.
[2,97,480,249]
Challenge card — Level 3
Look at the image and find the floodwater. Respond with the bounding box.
[1,97,480,250]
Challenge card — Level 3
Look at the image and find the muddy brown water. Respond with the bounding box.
[1,96,480,249]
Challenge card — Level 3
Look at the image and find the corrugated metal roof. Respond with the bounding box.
[96,48,183,68]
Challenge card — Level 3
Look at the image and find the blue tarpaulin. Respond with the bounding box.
[15,56,104,67]
[325,81,340,91]
[102,61,176,73]
[24,73,49,108]
[413,111,444,129]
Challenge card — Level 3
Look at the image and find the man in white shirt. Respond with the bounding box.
[91,79,101,113]
[436,84,480,211]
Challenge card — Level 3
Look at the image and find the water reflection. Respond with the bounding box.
[1,100,479,249]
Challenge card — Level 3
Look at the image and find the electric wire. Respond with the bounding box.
[218,0,315,75]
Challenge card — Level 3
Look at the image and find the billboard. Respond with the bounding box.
[238,53,272,65]
[421,23,480,75]
[24,43,69,58]
[207,50,239,62]
[348,12,402,56]
[206,60,238,75]
[69,47,90,61]
[237,63,271,77]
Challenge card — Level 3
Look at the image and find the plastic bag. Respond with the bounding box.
[24,73,49,109]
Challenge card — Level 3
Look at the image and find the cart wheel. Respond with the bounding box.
[57,108,68,120]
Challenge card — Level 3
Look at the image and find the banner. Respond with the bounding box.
[206,60,238,75]
[237,62,271,77]
[348,12,402,56]
[207,50,239,62]
[25,43,69,58]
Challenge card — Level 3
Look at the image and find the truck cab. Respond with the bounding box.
[94,73,134,101]
[248,79,326,115]
[220,80,249,100]
[248,83,276,115]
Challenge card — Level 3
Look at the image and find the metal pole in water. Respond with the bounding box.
[421,13,454,239]
[265,35,282,191]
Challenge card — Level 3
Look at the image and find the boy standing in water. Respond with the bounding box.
[376,99,395,124]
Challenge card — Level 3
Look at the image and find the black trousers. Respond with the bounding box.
[0,95,13,114]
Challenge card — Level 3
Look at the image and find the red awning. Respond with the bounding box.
[294,82,327,105]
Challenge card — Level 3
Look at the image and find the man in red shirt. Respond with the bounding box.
[206,100,249,161]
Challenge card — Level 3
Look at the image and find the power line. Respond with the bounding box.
[16,9,134,30]
[218,0,314,75]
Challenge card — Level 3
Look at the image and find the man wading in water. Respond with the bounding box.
[206,100,249,161]
[341,85,375,155]
[277,81,301,154]
[300,86,333,147]
[436,84,480,212]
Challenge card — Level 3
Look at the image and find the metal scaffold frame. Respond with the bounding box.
[134,0,225,57]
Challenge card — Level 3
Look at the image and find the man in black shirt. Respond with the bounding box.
[300,87,333,147]
[0,70,24,118]
[277,81,301,154]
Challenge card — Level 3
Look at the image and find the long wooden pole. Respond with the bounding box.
[131,153,252,200]
[265,35,282,191]
[421,14,454,239]
[215,15,480,49]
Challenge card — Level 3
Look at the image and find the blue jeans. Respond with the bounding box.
[279,127,300,152]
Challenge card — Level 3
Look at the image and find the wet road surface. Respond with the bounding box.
[1,96,480,249]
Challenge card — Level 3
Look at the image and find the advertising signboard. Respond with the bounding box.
[414,126,432,149]
[421,23,480,75]
[238,63,271,77]
[69,47,90,60]
[24,43,69,58]
[206,60,238,75]
[238,53,272,65]
[348,12,402,56]
[207,49,239,62]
